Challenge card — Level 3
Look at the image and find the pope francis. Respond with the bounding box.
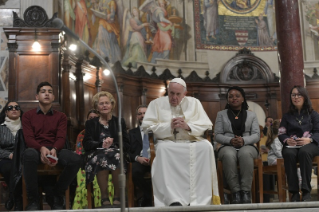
[141,78,220,206]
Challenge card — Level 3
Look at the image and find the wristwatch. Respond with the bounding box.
[310,138,313,143]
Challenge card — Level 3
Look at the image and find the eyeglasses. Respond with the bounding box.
[291,93,302,98]
[7,105,21,111]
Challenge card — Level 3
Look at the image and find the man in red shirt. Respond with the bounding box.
[22,82,81,210]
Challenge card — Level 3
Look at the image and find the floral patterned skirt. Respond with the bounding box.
[85,148,121,183]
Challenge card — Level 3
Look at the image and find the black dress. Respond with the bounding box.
[82,116,130,183]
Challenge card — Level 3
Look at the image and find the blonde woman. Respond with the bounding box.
[83,91,130,208]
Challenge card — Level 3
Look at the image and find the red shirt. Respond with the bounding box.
[22,107,67,151]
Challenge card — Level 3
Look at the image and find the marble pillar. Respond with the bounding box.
[275,0,304,114]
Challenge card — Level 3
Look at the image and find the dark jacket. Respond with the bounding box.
[128,126,143,162]
[82,116,130,154]
[0,124,17,159]
[278,110,319,146]
[10,129,25,203]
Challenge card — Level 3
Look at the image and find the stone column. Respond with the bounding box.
[275,0,304,114]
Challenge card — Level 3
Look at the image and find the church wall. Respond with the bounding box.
[1,0,319,134]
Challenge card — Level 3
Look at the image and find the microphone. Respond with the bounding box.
[52,18,79,41]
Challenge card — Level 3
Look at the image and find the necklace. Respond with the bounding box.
[230,109,241,119]
[296,116,303,125]
[99,117,109,129]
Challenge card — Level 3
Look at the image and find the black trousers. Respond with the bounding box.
[282,143,319,193]
[132,162,152,201]
[23,148,81,199]
[0,159,22,198]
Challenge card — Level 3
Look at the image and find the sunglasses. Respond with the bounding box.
[7,105,21,111]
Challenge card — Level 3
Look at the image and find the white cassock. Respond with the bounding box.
[141,96,220,206]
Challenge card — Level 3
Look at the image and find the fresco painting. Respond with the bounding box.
[194,0,277,51]
[62,0,184,67]
[304,1,319,60]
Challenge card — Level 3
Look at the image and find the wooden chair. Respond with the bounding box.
[262,158,287,202]
[22,164,70,210]
[127,162,152,207]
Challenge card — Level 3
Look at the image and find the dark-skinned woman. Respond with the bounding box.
[279,86,319,202]
[214,86,260,204]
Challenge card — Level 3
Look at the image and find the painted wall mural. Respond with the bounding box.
[0,0,19,111]
[194,0,277,51]
[304,0,319,60]
[60,0,184,67]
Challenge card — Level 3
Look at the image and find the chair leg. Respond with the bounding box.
[277,159,284,202]
[87,182,92,209]
[22,176,27,210]
[65,186,70,209]
[257,159,263,203]
[217,160,225,204]
[252,170,256,203]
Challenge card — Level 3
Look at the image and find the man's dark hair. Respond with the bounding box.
[36,82,53,94]
[86,109,99,119]
[136,105,148,113]
[265,116,272,123]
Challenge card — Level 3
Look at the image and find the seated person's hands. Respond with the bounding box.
[286,138,298,146]
[230,136,244,148]
[40,146,57,166]
[102,137,114,149]
[295,137,311,146]
[136,156,150,166]
[171,117,191,131]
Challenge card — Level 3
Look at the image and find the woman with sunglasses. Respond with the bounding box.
[279,86,319,202]
[0,101,23,210]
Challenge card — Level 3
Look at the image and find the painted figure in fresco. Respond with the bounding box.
[122,8,149,68]
[230,0,251,10]
[92,0,121,64]
[204,0,218,40]
[264,0,276,42]
[64,0,75,31]
[255,14,273,46]
[140,0,174,64]
[74,0,90,45]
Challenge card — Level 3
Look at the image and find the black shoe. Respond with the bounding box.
[302,191,311,201]
[51,195,64,210]
[291,192,300,202]
[224,193,230,204]
[241,191,251,204]
[25,198,40,211]
[169,202,182,206]
[231,191,241,204]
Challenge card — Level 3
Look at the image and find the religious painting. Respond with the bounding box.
[59,0,185,67]
[1,30,8,51]
[0,9,19,26]
[302,0,319,61]
[0,0,19,8]
[194,0,277,51]
[0,56,8,91]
